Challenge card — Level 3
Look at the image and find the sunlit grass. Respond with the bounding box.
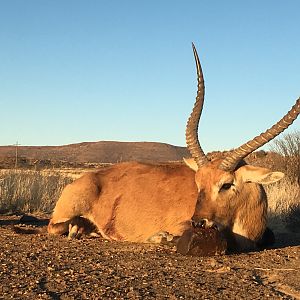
[0,170,75,213]
[266,179,300,233]
[0,167,299,233]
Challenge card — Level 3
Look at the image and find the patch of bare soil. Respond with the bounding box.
[1,215,300,299]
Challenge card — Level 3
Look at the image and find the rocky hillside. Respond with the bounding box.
[0,141,189,167]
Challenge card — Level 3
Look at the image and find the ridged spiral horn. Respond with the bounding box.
[185,43,209,167]
[219,97,300,171]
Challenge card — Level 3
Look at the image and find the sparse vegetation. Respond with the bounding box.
[266,131,300,232]
[266,178,300,232]
[0,145,300,233]
[0,170,74,213]
[270,130,300,185]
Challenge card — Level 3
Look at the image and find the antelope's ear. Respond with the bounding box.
[183,157,198,172]
[236,165,284,185]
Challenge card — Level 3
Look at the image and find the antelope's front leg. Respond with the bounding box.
[147,231,179,245]
[192,218,222,230]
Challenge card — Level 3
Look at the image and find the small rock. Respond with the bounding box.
[176,227,227,256]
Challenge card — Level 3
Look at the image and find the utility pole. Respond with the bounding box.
[14,141,20,169]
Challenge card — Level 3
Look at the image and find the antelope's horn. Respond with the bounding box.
[219,97,300,171]
[185,43,209,167]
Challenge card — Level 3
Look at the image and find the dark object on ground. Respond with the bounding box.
[11,215,49,234]
[19,214,49,226]
[12,225,45,235]
[257,227,276,249]
[19,214,40,223]
[176,227,227,256]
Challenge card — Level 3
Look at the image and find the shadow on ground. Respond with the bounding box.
[1,214,299,252]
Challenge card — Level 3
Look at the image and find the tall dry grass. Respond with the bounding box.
[270,130,300,185]
[266,179,300,232]
[266,131,300,232]
[0,153,299,233]
[0,170,74,213]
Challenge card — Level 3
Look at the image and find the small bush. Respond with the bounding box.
[269,130,300,185]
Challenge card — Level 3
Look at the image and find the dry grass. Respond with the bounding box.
[0,165,299,234]
[0,170,75,213]
[270,130,300,185]
[266,131,300,233]
[266,179,300,233]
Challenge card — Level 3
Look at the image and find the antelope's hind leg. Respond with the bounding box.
[48,173,101,239]
[68,216,100,240]
[48,216,99,239]
[48,218,71,235]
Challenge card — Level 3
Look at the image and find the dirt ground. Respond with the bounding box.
[0,215,300,300]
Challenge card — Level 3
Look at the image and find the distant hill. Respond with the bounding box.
[0,141,190,166]
[0,141,273,170]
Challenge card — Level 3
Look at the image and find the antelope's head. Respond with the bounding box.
[185,44,300,243]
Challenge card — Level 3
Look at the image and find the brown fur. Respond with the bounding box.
[191,159,270,250]
[48,159,283,250]
[49,162,197,241]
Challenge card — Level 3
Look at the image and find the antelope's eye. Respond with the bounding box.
[220,183,233,191]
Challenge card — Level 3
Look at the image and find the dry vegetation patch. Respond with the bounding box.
[0,170,74,213]
[0,131,299,236]
[266,179,300,233]
[0,166,299,236]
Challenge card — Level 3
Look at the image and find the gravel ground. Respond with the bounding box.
[0,215,300,299]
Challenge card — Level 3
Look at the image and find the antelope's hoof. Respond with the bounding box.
[68,224,83,240]
[89,232,101,238]
[147,231,176,244]
[192,218,219,230]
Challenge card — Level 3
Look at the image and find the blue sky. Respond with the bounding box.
[1,1,299,152]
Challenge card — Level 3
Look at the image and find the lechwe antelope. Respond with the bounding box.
[48,44,300,251]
